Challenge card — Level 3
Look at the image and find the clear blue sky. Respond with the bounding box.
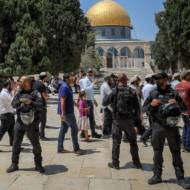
[80,0,164,41]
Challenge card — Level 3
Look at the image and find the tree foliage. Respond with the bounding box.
[80,32,102,72]
[0,0,90,75]
[153,0,190,72]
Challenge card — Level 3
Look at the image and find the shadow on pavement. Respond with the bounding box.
[19,164,68,175]
[45,137,58,141]
[80,139,103,143]
[77,149,101,156]
[0,150,12,153]
[121,162,153,171]
[46,126,60,130]
[165,177,190,184]
[44,164,68,175]
[22,143,31,147]
[20,148,32,153]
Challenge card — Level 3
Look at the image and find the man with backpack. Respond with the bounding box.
[103,74,142,170]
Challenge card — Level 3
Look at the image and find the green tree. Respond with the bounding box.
[0,0,50,75]
[43,0,90,73]
[5,36,32,75]
[154,0,190,72]
[0,0,90,75]
[80,33,102,71]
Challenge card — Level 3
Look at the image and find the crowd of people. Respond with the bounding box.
[0,69,190,189]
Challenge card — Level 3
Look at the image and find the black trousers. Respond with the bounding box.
[103,108,112,135]
[12,120,42,166]
[0,113,15,145]
[112,118,140,166]
[151,123,184,179]
[39,108,47,138]
[87,100,96,135]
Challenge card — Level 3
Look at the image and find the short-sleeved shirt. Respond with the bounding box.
[176,80,190,115]
[82,77,94,101]
[0,88,14,114]
[33,80,47,107]
[57,82,74,115]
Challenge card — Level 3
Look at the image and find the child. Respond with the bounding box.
[78,91,90,141]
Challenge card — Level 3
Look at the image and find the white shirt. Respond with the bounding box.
[79,78,85,91]
[82,76,95,101]
[100,82,112,108]
[0,88,14,114]
[142,83,155,101]
[171,80,180,90]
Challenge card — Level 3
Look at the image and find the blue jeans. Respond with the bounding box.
[182,115,190,149]
[57,113,80,152]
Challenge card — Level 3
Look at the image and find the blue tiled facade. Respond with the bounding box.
[94,26,131,40]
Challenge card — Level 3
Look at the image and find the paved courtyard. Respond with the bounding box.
[0,95,190,190]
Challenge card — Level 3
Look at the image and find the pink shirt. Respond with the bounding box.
[79,100,88,117]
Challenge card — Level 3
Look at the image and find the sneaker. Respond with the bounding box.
[35,165,45,173]
[108,162,120,170]
[74,149,85,155]
[6,164,19,173]
[57,149,71,154]
[92,133,102,139]
[178,179,190,189]
[148,175,162,185]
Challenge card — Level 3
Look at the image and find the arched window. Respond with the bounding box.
[107,47,118,56]
[133,47,144,58]
[120,47,131,57]
[96,47,104,57]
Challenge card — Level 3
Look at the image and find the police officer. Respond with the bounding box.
[143,73,190,189]
[103,74,142,169]
[7,76,45,173]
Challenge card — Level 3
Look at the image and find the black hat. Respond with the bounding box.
[153,72,168,80]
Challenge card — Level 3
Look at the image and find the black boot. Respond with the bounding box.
[178,179,190,189]
[148,175,162,185]
[108,162,120,170]
[7,164,19,173]
[133,162,143,169]
[35,165,45,173]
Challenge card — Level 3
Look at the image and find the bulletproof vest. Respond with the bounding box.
[18,91,37,125]
[151,86,181,127]
[114,86,134,116]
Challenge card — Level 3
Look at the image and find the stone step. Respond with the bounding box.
[102,67,153,79]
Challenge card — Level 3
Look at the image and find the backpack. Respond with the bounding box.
[115,86,133,115]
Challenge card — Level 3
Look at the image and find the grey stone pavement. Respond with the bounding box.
[0,94,190,190]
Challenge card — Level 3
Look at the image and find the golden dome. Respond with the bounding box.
[86,0,131,27]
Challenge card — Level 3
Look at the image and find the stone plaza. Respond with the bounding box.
[0,94,190,190]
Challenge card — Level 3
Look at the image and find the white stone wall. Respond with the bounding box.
[95,40,152,70]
